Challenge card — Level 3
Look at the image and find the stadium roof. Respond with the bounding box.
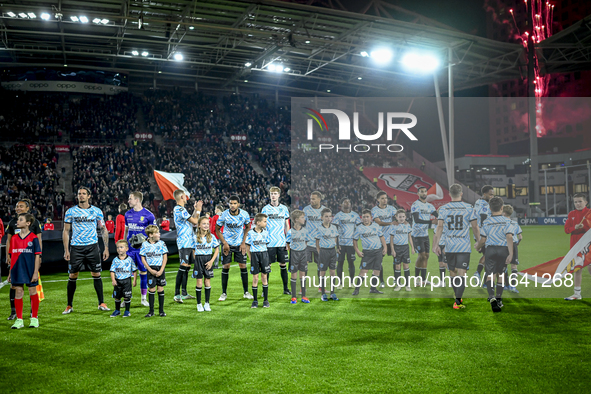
[0,0,587,97]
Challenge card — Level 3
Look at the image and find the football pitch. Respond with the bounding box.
[1,226,590,393]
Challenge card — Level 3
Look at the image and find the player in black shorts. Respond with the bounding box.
[140,225,169,317]
[4,199,42,321]
[193,217,220,312]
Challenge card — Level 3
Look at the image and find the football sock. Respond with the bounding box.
[337,260,344,281]
[181,267,189,295]
[371,275,379,291]
[301,277,307,298]
[148,291,155,313]
[263,284,268,301]
[511,269,519,285]
[204,286,211,303]
[280,265,289,290]
[93,276,104,304]
[158,291,165,314]
[379,270,384,284]
[439,268,446,282]
[394,269,401,285]
[196,286,202,304]
[252,286,258,302]
[477,263,484,275]
[115,300,121,311]
[457,276,466,301]
[415,267,420,278]
[124,299,130,312]
[320,276,326,294]
[496,282,504,299]
[67,278,77,306]
[450,276,457,296]
[348,259,356,279]
[15,298,23,319]
[486,278,495,298]
[221,268,230,294]
[290,278,297,297]
[175,268,184,296]
[140,274,148,293]
[10,288,15,314]
[420,268,427,282]
[404,269,410,286]
[574,286,582,296]
[240,268,249,293]
[30,295,39,318]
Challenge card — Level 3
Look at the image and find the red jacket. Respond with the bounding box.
[161,219,170,232]
[105,220,115,234]
[0,218,4,240]
[565,207,590,248]
[115,214,126,242]
[44,223,55,231]
[210,215,221,239]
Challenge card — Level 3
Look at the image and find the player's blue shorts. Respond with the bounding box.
[127,248,146,272]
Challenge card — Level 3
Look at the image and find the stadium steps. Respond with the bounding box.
[248,153,267,177]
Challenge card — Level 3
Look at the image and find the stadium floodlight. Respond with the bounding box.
[268,64,276,72]
[305,40,310,44]
[275,65,284,73]
[28,13,36,19]
[245,62,252,67]
[174,53,183,61]
[18,13,28,18]
[360,51,369,57]
[189,26,195,30]
[101,19,109,24]
[244,80,248,82]
[401,52,440,73]
[141,51,149,57]
[131,50,139,56]
[358,77,362,80]
[284,67,291,72]
[327,89,331,92]
[80,16,88,23]
[7,12,16,17]
[370,48,393,65]
[70,16,79,22]
[41,13,51,20]
[93,18,101,23]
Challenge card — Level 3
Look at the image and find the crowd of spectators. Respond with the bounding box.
[0,144,63,223]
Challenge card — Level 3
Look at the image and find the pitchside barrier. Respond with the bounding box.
[519,217,568,225]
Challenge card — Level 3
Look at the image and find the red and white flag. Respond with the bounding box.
[425,182,444,203]
[153,170,191,200]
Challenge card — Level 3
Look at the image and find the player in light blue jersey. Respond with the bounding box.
[352,210,387,296]
[216,195,253,301]
[502,205,522,294]
[388,209,413,292]
[261,186,291,295]
[303,191,326,291]
[246,214,270,308]
[410,187,437,286]
[333,198,361,285]
[124,191,156,307]
[109,240,138,317]
[193,217,219,312]
[433,184,481,309]
[172,189,203,304]
[372,191,397,288]
[473,185,494,283]
[475,197,514,313]
[62,187,110,315]
[286,210,311,304]
[314,208,340,301]
[140,225,168,317]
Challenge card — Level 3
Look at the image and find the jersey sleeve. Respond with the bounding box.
[480,222,488,237]
[212,238,220,248]
[286,229,292,243]
[352,227,360,240]
[313,228,321,240]
[245,231,253,245]
[216,212,225,227]
[32,220,42,235]
[139,243,147,256]
[180,207,191,220]
[468,207,478,222]
[33,237,41,255]
[377,226,384,238]
[242,211,250,225]
[64,209,73,224]
[96,208,105,227]
[110,260,118,272]
[438,207,448,223]
[148,211,156,225]
[411,202,419,213]
[130,258,138,272]
[282,206,290,219]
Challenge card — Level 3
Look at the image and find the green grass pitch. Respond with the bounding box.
[1,226,590,393]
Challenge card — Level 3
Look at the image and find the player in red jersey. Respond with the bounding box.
[115,203,127,242]
[8,213,42,329]
[105,215,115,234]
[564,193,590,301]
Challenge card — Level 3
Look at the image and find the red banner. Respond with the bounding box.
[55,145,70,153]
[362,167,451,210]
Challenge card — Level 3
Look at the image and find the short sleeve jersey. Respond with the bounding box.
[353,223,384,251]
[139,240,168,267]
[125,208,156,249]
[314,224,339,249]
[286,227,309,252]
[371,205,396,227]
[332,211,361,246]
[473,198,491,228]
[64,205,105,246]
[246,229,268,253]
[195,235,220,255]
[9,232,41,270]
[110,256,137,280]
[261,204,290,247]
[411,200,436,237]
[216,209,250,247]
[388,223,412,246]
[480,216,514,247]
[173,205,195,249]
[510,219,523,244]
[438,201,478,253]
[303,205,326,247]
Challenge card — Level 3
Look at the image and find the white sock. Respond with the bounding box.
[574,286,581,296]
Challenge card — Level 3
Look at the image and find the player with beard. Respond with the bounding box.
[62,187,110,315]
[261,187,291,295]
[333,198,361,287]
[410,187,437,286]
[124,191,156,306]
[371,191,397,288]
[216,195,253,301]
[472,185,494,285]
[303,191,326,292]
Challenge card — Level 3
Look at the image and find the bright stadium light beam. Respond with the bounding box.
[370,48,393,65]
[70,16,79,22]
[141,51,149,57]
[80,16,88,23]
[7,12,16,17]
[93,18,101,23]
[41,13,51,20]
[131,50,139,56]
[28,13,37,19]
[275,65,284,73]
[174,53,183,61]
[268,64,276,72]
[401,52,440,73]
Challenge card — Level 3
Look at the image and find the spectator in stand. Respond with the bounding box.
[43,218,54,231]
[160,215,170,232]
[105,215,115,234]
[115,203,127,242]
